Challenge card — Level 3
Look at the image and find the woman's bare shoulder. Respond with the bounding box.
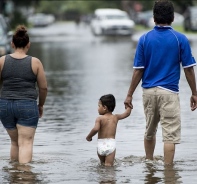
[0,55,6,62]
[31,56,41,63]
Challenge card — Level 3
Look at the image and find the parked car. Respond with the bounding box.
[147,12,184,28]
[135,10,153,27]
[28,13,55,27]
[90,8,135,36]
[0,14,12,56]
[184,6,197,31]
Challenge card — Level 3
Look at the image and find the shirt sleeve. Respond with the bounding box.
[133,35,145,69]
[180,36,196,68]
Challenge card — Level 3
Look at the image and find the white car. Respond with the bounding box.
[90,8,135,36]
[28,13,55,27]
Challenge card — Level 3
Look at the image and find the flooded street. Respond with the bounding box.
[0,22,197,183]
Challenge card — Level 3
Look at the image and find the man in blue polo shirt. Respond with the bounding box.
[124,0,197,165]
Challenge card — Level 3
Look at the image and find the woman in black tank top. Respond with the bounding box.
[0,25,47,164]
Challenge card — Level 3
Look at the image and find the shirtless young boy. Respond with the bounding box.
[86,94,131,166]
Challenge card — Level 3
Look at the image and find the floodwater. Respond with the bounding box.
[0,22,197,183]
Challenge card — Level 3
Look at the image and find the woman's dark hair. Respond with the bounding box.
[12,25,29,48]
[153,0,174,25]
[99,94,116,112]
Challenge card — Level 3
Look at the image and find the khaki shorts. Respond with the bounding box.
[143,87,181,144]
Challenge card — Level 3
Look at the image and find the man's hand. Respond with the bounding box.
[124,96,133,109]
[190,95,197,111]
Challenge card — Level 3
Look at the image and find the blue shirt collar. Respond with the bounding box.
[154,25,172,30]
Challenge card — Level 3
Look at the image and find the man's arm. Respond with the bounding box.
[184,66,197,111]
[124,68,144,109]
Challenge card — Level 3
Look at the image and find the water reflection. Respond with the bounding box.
[144,164,162,184]
[2,162,42,184]
[85,159,117,184]
[97,166,117,184]
[143,161,182,184]
[163,165,182,184]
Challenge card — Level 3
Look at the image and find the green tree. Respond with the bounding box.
[139,0,194,12]
[36,0,122,15]
[6,0,40,29]
[35,0,122,21]
[172,0,193,13]
[12,0,38,6]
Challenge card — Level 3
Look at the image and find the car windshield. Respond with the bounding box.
[105,15,129,20]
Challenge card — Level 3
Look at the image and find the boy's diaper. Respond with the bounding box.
[97,138,116,156]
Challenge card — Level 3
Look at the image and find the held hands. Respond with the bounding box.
[124,96,133,109]
[190,95,197,111]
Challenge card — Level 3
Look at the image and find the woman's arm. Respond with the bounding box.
[32,57,48,117]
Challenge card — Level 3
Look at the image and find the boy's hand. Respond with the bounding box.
[86,136,92,141]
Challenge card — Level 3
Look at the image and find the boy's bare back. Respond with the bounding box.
[96,108,131,139]
[97,114,118,139]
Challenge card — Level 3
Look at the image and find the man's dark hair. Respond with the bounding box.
[153,0,174,25]
[99,94,116,112]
